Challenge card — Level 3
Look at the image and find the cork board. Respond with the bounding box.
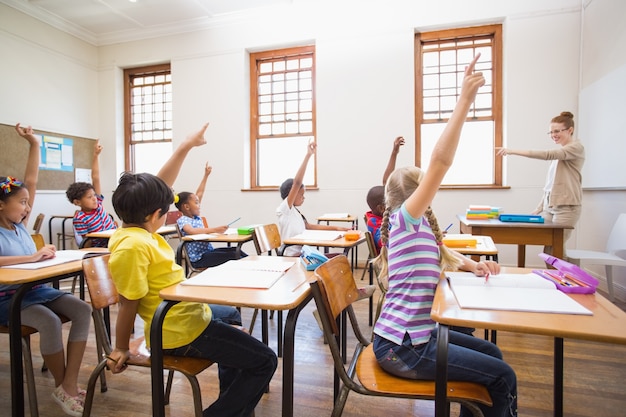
[0,123,95,191]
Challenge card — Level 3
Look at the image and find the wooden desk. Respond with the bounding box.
[180,232,253,256]
[0,249,108,417]
[457,214,572,267]
[282,232,365,266]
[446,234,499,261]
[150,256,313,417]
[79,225,177,248]
[431,267,626,417]
[316,214,359,266]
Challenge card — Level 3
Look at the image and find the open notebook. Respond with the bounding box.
[290,230,344,241]
[181,258,296,289]
[1,250,103,270]
[446,272,592,315]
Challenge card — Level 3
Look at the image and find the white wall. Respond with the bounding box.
[2,0,625,298]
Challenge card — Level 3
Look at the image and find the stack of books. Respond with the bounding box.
[465,205,501,220]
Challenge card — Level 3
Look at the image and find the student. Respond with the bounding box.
[0,123,92,417]
[175,162,246,268]
[496,111,584,251]
[366,136,405,251]
[373,55,518,417]
[276,141,352,257]
[106,123,277,417]
[66,140,116,247]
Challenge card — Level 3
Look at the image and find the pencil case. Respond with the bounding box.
[237,225,259,235]
[532,253,599,294]
[344,231,360,241]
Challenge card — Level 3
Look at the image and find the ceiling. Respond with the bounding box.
[1,0,293,45]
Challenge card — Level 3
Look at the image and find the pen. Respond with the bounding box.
[103,354,127,368]
[227,217,241,227]
[444,223,453,233]
[484,273,489,284]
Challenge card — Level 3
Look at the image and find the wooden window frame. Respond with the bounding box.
[123,63,172,173]
[249,46,317,190]
[415,24,503,188]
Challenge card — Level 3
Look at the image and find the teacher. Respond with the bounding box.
[496,111,584,253]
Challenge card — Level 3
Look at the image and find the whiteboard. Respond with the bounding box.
[579,64,626,190]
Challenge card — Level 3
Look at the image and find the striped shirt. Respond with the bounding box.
[373,203,441,346]
[73,195,116,247]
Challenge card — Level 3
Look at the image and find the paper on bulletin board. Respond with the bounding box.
[40,135,74,172]
[75,168,92,183]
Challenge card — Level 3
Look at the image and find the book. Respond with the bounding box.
[442,234,477,248]
[499,214,544,223]
[1,250,101,270]
[290,230,344,241]
[320,213,350,218]
[446,271,592,315]
[181,258,296,289]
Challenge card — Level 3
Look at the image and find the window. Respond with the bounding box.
[124,64,172,173]
[415,24,502,187]
[249,46,316,190]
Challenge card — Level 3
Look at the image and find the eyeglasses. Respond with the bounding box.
[547,128,569,136]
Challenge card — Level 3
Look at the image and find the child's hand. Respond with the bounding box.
[185,123,209,148]
[14,123,38,145]
[306,141,317,156]
[495,147,508,156]
[94,139,103,156]
[106,349,130,374]
[213,225,228,234]
[460,53,485,101]
[31,245,56,262]
[204,163,212,177]
[474,260,500,276]
[392,136,405,153]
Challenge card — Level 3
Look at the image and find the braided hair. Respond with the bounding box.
[373,166,461,283]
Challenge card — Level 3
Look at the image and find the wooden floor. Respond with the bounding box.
[1,273,626,417]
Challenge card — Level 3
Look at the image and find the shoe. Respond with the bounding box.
[77,388,86,402]
[52,385,84,417]
[356,285,376,301]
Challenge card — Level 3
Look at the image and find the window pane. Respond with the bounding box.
[132,142,173,175]
[420,120,494,184]
[257,137,314,186]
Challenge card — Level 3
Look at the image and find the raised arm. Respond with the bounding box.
[157,123,209,187]
[286,141,316,208]
[382,136,405,185]
[195,163,212,203]
[405,54,484,219]
[91,139,103,195]
[14,123,40,223]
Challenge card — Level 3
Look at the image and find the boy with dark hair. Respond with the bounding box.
[66,140,116,247]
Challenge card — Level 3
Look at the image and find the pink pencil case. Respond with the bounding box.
[532,253,599,294]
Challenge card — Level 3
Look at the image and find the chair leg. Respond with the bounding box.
[180,373,204,417]
[164,370,175,405]
[606,265,615,301]
[22,337,39,417]
[82,360,108,417]
[249,308,259,335]
[277,310,283,358]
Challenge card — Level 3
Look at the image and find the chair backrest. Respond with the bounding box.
[31,233,45,250]
[364,230,378,259]
[174,224,205,277]
[82,254,119,311]
[253,224,283,256]
[165,210,182,225]
[607,213,626,254]
[312,255,363,337]
[32,213,45,234]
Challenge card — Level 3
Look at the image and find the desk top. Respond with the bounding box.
[159,256,313,310]
[283,233,365,248]
[0,248,108,285]
[457,214,573,230]
[316,214,358,222]
[181,233,253,244]
[431,267,626,345]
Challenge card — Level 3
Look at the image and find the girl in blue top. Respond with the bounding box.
[0,124,92,417]
[373,56,518,417]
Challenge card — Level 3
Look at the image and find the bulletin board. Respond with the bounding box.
[0,123,96,191]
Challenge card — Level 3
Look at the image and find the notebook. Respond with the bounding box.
[498,214,544,223]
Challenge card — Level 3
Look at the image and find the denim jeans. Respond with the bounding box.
[163,319,278,417]
[209,304,242,326]
[373,329,517,417]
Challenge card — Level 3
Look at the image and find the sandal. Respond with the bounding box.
[52,385,84,417]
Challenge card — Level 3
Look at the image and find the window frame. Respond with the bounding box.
[123,63,172,173]
[249,45,317,191]
[415,24,503,188]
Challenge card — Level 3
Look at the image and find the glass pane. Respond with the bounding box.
[133,142,173,175]
[273,60,285,72]
[257,137,314,186]
[420,120,494,185]
[259,62,272,73]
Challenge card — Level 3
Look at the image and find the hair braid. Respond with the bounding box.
[373,206,391,284]
[424,206,461,271]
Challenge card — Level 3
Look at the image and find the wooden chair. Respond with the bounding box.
[251,223,285,355]
[32,213,45,234]
[311,255,492,417]
[174,223,207,278]
[31,233,45,251]
[81,254,215,417]
[0,317,70,417]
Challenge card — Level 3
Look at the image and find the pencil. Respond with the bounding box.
[227,217,241,227]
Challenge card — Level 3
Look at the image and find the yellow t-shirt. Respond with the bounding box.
[108,227,211,349]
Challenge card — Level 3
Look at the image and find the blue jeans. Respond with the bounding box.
[164,319,277,417]
[373,329,517,417]
[209,304,242,326]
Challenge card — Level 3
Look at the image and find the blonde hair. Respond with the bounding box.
[373,166,461,282]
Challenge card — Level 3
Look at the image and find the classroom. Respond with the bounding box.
[1,0,626,415]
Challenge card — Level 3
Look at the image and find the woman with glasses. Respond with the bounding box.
[496,111,585,253]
